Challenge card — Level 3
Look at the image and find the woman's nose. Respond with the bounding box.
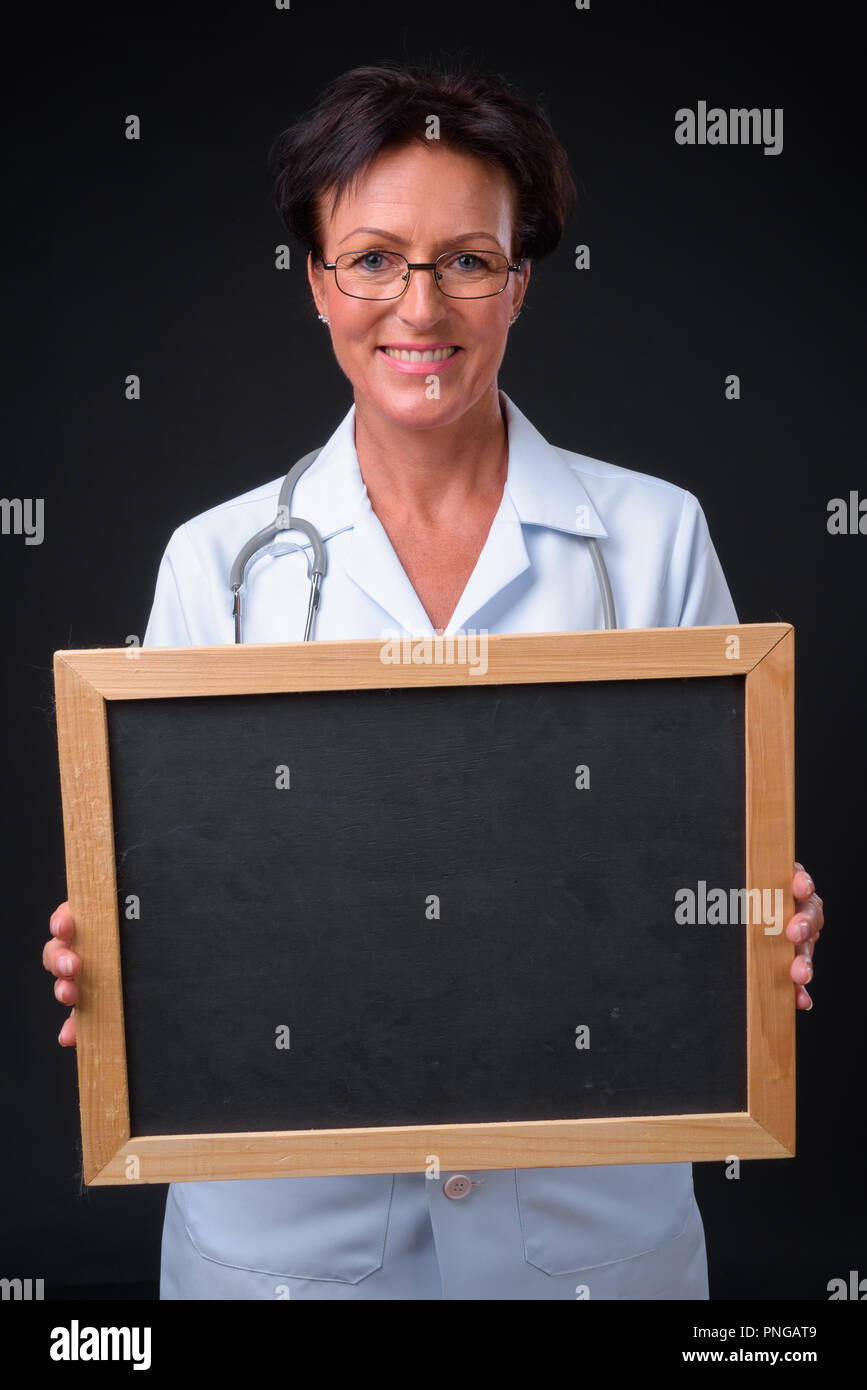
[397,267,447,323]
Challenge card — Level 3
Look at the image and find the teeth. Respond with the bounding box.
[382,347,458,362]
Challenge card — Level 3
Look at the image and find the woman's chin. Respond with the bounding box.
[359,383,469,429]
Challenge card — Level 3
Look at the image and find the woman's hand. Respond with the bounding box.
[43,900,79,1046]
[785,863,823,1010]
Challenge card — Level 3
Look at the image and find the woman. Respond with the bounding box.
[43,62,823,1300]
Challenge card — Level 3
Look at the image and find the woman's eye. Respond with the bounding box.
[353,252,389,271]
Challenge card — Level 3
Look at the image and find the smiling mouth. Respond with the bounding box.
[379,346,461,362]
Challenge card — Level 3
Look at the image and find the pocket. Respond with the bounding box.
[175,1173,395,1284]
[515,1162,695,1275]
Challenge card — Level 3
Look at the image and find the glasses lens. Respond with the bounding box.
[335,250,408,299]
[437,250,509,298]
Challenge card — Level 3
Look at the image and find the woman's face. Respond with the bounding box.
[307,142,530,430]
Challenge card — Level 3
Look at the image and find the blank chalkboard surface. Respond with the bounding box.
[108,676,746,1136]
[53,626,795,1183]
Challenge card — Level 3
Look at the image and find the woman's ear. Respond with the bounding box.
[512,259,531,317]
[307,251,326,318]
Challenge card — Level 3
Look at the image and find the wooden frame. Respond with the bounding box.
[54,622,795,1185]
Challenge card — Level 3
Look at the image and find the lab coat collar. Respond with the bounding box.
[293,389,607,632]
[496,391,608,539]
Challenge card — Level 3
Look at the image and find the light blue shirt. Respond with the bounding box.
[145,389,737,1300]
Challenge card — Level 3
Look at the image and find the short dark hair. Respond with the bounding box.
[270,61,577,266]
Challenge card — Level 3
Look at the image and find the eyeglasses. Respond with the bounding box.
[319,248,525,300]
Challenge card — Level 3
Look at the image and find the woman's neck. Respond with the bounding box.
[353,385,509,527]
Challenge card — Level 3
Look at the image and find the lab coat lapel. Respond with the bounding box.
[342,478,532,637]
[445,492,529,634]
[342,499,435,634]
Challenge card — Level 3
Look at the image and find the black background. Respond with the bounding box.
[3,0,863,1300]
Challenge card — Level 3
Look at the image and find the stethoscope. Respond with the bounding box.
[229,448,617,643]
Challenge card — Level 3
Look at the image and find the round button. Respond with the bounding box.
[443,1174,473,1200]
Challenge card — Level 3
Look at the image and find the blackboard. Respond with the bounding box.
[109,677,746,1135]
[53,625,795,1183]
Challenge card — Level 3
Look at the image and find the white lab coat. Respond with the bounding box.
[144,389,738,1300]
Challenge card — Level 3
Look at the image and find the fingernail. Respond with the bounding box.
[803,963,813,982]
[798,920,810,939]
[50,918,59,936]
[804,878,814,894]
[58,956,73,975]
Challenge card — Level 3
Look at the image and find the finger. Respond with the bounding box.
[42,938,81,978]
[794,890,824,925]
[791,941,814,986]
[49,902,75,943]
[795,986,813,1011]
[785,897,823,943]
[54,976,79,1006]
[58,1009,76,1047]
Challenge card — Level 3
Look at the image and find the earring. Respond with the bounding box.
[510,310,521,324]
[318,314,330,325]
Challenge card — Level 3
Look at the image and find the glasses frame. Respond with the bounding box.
[319,247,526,301]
